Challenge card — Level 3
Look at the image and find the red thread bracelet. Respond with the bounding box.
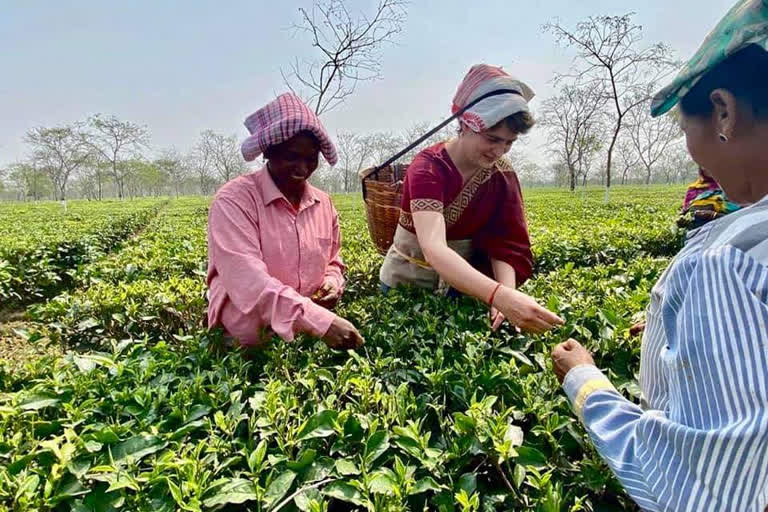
[488,283,502,306]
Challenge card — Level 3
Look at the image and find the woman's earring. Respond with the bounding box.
[719,133,729,143]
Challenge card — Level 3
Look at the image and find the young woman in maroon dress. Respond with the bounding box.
[379,64,562,333]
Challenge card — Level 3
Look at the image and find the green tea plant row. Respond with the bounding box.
[334,186,685,297]
[0,187,685,511]
[33,199,210,345]
[32,188,684,348]
[523,187,685,271]
[0,254,668,511]
[0,199,166,305]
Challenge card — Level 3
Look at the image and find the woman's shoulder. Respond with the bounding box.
[212,171,262,206]
[489,157,522,189]
[494,156,517,174]
[306,182,333,204]
[406,142,452,176]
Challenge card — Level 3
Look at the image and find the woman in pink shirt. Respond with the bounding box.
[207,93,364,351]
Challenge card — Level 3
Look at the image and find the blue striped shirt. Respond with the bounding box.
[563,195,768,511]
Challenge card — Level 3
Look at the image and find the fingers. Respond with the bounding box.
[515,301,564,333]
[351,331,365,348]
[537,306,564,326]
[518,309,563,333]
[491,311,504,331]
[551,339,578,383]
[342,328,365,349]
[328,316,365,350]
[551,338,577,357]
[313,284,341,309]
[314,281,337,299]
[561,338,579,350]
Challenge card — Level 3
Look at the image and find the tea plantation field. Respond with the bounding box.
[0,186,685,511]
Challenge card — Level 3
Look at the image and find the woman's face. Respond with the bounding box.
[463,122,518,168]
[266,132,320,194]
[680,105,751,203]
[680,110,719,173]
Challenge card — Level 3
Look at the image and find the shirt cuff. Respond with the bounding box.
[296,298,336,338]
[562,364,616,418]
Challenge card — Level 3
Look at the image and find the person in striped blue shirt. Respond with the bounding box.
[551,1,768,510]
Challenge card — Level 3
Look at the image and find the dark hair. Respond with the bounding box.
[263,130,320,160]
[498,110,536,134]
[680,43,768,119]
[463,110,535,136]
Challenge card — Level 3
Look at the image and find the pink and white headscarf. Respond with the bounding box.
[241,93,338,166]
[451,64,535,133]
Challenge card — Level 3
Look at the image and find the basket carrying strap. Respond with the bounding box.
[361,88,522,199]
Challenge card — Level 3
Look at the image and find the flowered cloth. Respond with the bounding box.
[651,0,768,117]
[682,169,720,211]
[241,93,338,165]
[451,64,535,132]
[679,169,741,229]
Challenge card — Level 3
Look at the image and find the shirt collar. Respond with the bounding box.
[260,166,320,210]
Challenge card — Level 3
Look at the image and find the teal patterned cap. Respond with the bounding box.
[651,0,768,117]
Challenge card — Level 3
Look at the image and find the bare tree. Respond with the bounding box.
[85,115,150,199]
[155,149,187,197]
[582,146,602,186]
[6,162,53,201]
[514,157,550,187]
[540,85,605,191]
[616,134,641,185]
[74,169,99,200]
[135,160,169,197]
[189,137,215,195]
[545,13,675,199]
[658,142,698,184]
[283,0,407,115]
[626,95,682,184]
[336,131,376,192]
[24,123,91,201]
[399,121,455,163]
[198,130,246,185]
[369,131,404,168]
[551,161,570,187]
[309,161,344,193]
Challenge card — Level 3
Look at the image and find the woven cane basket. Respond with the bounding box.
[360,163,409,256]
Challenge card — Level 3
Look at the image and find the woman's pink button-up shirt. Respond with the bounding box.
[207,169,345,346]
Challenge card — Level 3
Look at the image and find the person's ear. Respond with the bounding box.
[710,88,739,141]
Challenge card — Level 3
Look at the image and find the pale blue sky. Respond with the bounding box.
[1,0,735,168]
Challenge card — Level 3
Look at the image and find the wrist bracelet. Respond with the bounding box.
[488,283,502,306]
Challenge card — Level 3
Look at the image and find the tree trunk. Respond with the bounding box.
[605,116,623,202]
